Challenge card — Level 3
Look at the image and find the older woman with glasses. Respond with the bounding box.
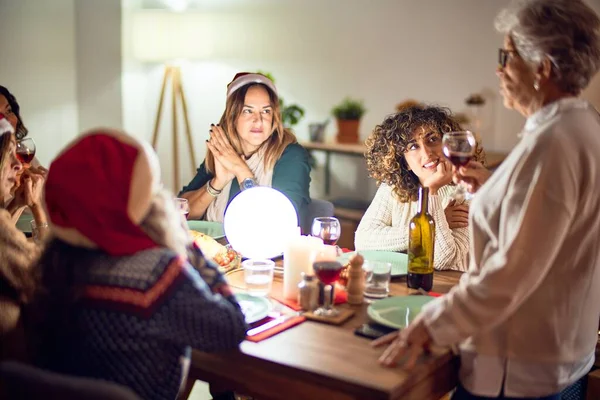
[374,1,600,399]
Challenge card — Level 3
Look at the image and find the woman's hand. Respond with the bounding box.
[422,159,452,195]
[452,161,491,194]
[444,199,469,229]
[13,170,45,209]
[206,125,252,184]
[371,315,433,368]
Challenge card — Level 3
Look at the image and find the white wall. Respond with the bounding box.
[0,0,79,167]
[0,0,123,166]
[75,0,123,132]
[123,0,599,202]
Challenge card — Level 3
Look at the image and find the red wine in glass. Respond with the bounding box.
[443,149,472,167]
[16,151,35,164]
[16,138,36,165]
[441,131,477,201]
[313,261,344,285]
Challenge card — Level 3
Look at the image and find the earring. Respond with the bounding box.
[533,80,540,91]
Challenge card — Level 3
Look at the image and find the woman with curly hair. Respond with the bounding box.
[355,105,485,271]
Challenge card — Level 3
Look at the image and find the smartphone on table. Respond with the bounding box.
[354,323,397,340]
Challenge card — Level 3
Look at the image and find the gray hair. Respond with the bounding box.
[495,0,600,94]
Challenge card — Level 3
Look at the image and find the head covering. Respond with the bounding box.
[44,129,162,256]
[226,72,278,98]
[0,113,14,135]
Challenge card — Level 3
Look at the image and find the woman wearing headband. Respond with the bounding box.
[180,72,311,223]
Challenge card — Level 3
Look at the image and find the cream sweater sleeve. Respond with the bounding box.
[355,184,407,251]
[430,187,470,271]
[355,184,469,271]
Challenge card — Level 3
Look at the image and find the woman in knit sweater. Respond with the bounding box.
[28,129,247,400]
[355,106,485,271]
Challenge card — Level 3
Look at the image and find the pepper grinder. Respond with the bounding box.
[346,253,365,305]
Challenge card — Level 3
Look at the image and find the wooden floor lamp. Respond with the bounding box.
[151,65,197,193]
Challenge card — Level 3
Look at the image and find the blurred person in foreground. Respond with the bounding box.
[374,0,600,399]
[27,129,247,400]
[0,115,47,362]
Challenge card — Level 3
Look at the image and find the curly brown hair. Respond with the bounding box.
[365,105,486,203]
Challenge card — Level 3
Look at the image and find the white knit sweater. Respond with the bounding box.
[354,183,469,271]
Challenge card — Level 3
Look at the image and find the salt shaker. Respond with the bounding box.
[298,272,319,311]
[346,253,365,305]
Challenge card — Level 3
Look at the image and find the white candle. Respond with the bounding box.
[283,235,323,300]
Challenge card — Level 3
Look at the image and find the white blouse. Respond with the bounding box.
[421,98,600,397]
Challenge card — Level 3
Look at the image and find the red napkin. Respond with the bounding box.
[428,291,442,297]
[246,315,306,342]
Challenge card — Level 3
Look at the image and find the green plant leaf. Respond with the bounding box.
[331,97,366,120]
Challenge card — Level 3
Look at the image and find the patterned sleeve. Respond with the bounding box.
[166,257,247,352]
[354,184,408,251]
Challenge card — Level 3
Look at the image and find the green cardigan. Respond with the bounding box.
[180,143,311,223]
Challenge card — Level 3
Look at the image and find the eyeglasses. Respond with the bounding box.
[498,48,515,68]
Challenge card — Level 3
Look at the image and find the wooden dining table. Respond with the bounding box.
[187,269,463,400]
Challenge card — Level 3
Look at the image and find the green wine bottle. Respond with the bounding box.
[407,186,435,291]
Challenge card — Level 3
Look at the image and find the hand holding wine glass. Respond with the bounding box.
[442,131,476,200]
[452,160,491,194]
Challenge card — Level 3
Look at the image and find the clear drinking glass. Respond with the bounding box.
[311,217,341,246]
[243,259,275,297]
[363,261,392,299]
[442,130,477,201]
[175,198,190,219]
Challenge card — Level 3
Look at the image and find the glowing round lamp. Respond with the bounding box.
[224,186,299,259]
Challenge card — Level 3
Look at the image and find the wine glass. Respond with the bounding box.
[312,259,344,317]
[311,217,341,246]
[16,138,36,165]
[175,198,190,219]
[442,131,477,201]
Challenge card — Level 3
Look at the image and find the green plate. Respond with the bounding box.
[235,293,272,324]
[367,296,436,329]
[337,250,408,277]
[187,220,225,240]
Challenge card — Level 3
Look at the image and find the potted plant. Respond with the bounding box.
[331,97,366,144]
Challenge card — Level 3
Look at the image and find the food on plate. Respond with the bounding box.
[189,230,240,271]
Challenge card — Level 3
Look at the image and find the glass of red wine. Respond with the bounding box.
[312,259,344,317]
[442,130,477,201]
[311,217,341,245]
[16,138,36,165]
[175,198,190,220]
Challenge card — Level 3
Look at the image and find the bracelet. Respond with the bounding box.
[206,180,222,197]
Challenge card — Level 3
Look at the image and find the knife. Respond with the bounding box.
[247,314,296,336]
